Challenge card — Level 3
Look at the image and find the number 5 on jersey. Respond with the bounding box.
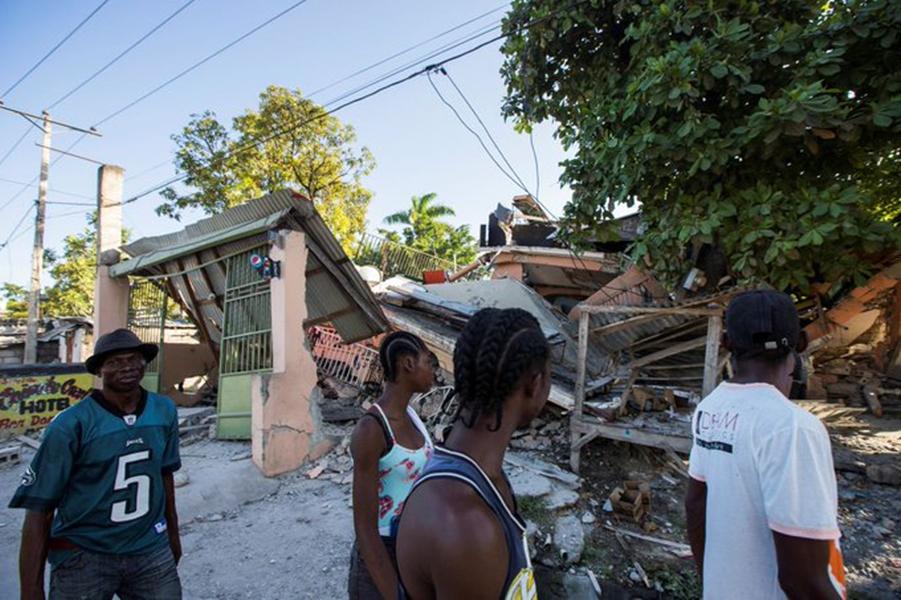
[111,450,151,523]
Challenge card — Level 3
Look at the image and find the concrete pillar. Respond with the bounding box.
[252,229,332,477]
[92,165,129,338]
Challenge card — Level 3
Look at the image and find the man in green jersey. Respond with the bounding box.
[10,329,183,600]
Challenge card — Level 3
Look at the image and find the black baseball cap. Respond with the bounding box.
[725,290,800,359]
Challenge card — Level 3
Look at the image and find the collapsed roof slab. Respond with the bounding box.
[110,190,388,346]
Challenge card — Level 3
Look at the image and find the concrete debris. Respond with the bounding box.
[546,488,580,511]
[553,514,585,565]
[0,443,22,465]
[581,512,596,525]
[173,471,190,488]
[867,463,901,486]
[562,572,599,599]
[509,468,553,499]
[306,465,326,480]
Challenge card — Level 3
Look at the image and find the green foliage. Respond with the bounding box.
[501,0,901,291]
[382,193,477,266]
[2,283,28,319]
[42,227,97,317]
[159,85,375,253]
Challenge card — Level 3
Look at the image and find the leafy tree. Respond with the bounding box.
[382,193,477,266]
[2,283,28,319]
[500,0,900,292]
[42,227,97,317]
[159,85,375,253]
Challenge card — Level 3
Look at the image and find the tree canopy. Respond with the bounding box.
[501,0,900,291]
[381,193,477,266]
[159,85,375,252]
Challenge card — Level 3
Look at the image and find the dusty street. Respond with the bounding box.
[0,440,354,600]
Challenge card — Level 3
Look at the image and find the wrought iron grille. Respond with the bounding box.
[219,247,272,375]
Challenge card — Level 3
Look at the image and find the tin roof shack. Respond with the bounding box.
[0,318,92,366]
[109,190,387,476]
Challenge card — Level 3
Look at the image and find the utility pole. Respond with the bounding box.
[0,102,100,363]
[24,113,51,364]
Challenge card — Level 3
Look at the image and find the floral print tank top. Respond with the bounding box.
[372,404,433,537]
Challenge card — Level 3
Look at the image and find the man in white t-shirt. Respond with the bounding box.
[686,290,846,599]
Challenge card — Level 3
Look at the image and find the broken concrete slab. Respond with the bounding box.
[553,514,585,564]
[509,468,553,498]
[546,488,580,510]
[506,452,581,489]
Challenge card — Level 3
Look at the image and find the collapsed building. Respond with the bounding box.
[80,187,900,484]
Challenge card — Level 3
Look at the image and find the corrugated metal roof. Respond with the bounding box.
[110,190,387,345]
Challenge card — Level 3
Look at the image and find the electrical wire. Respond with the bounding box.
[529,129,540,203]
[120,20,513,205]
[124,10,503,181]
[426,70,526,195]
[0,133,88,212]
[1,0,111,98]
[0,205,36,250]
[93,0,311,127]
[0,177,93,200]
[0,129,32,169]
[306,2,508,99]
[48,0,199,110]
[439,67,537,207]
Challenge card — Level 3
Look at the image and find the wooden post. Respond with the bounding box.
[702,315,723,397]
[570,311,590,473]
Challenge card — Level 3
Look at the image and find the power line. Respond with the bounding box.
[0,177,93,200]
[306,3,508,98]
[0,133,88,212]
[529,130,540,202]
[1,0,111,98]
[0,129,32,169]
[124,8,504,183]
[49,0,199,110]
[120,1,590,207]
[0,205,35,250]
[426,69,527,196]
[440,67,536,204]
[94,0,311,127]
[120,22,509,205]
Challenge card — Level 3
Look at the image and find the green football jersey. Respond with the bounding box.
[9,389,180,562]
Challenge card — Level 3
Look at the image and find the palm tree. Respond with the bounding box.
[381,193,475,265]
[383,193,456,231]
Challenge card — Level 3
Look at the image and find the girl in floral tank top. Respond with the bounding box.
[349,332,434,600]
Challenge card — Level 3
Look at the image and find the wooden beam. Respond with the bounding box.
[702,315,723,397]
[573,418,692,453]
[196,260,223,311]
[175,259,218,362]
[581,305,723,317]
[570,311,590,473]
[628,336,707,369]
[591,312,664,337]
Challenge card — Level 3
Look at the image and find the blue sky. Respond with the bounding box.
[0,0,582,288]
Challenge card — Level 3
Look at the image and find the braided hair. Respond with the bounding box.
[453,308,550,431]
[379,331,427,382]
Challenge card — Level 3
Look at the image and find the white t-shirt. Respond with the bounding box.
[689,382,846,600]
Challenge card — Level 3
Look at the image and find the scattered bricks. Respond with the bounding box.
[608,481,652,523]
[0,444,21,465]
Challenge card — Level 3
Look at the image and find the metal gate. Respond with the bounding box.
[217,246,272,439]
[127,279,167,393]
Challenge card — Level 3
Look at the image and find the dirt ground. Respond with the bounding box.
[0,439,355,600]
[1,411,898,600]
[537,412,901,600]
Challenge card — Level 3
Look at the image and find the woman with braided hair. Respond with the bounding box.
[396,308,551,600]
[349,331,435,599]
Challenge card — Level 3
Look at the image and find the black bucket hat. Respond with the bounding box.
[85,328,158,375]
